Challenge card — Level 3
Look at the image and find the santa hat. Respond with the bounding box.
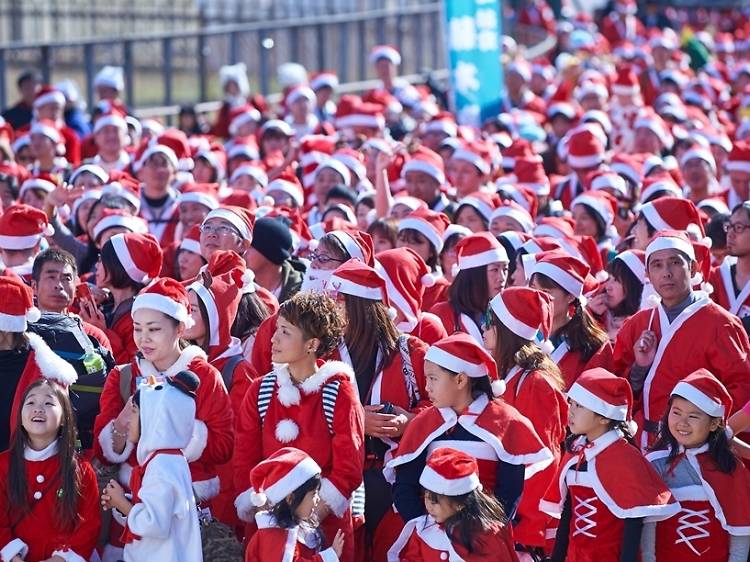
[513,156,550,197]
[646,230,696,263]
[425,333,504,396]
[227,136,260,162]
[374,248,434,332]
[671,369,732,423]
[568,368,634,423]
[328,259,392,310]
[326,230,375,266]
[548,102,578,122]
[194,145,228,183]
[19,173,59,199]
[680,145,716,174]
[423,112,458,137]
[310,72,339,91]
[529,252,590,298]
[495,183,539,217]
[33,85,66,109]
[137,130,193,172]
[419,447,481,496]
[260,119,294,138]
[391,196,428,214]
[308,218,356,242]
[612,65,640,97]
[69,164,109,186]
[490,202,535,234]
[581,110,613,138]
[697,197,730,216]
[401,146,445,185]
[589,170,628,198]
[443,224,472,242]
[267,178,304,208]
[248,447,321,508]
[228,105,262,137]
[179,183,219,210]
[94,66,124,92]
[180,224,202,255]
[572,190,617,228]
[229,164,268,189]
[454,233,508,275]
[533,216,576,240]
[286,85,316,107]
[109,232,163,284]
[219,63,250,97]
[727,141,750,174]
[92,209,148,241]
[0,204,54,250]
[102,176,141,212]
[188,269,243,348]
[0,276,41,332]
[614,250,646,283]
[489,287,552,342]
[29,119,63,146]
[497,231,533,252]
[299,135,336,188]
[335,102,385,130]
[398,209,450,254]
[332,149,367,184]
[610,153,643,186]
[132,277,194,328]
[639,178,682,203]
[93,108,128,135]
[634,109,673,150]
[457,192,499,223]
[640,197,705,239]
[370,45,401,66]
[202,206,255,240]
[451,141,493,175]
[71,189,102,225]
[503,140,535,171]
[566,128,605,168]
[316,158,352,187]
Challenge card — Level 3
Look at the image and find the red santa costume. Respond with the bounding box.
[388,448,518,562]
[554,128,606,210]
[233,351,364,561]
[644,370,750,562]
[385,334,552,535]
[93,279,234,561]
[244,448,340,562]
[487,287,568,549]
[27,86,81,165]
[101,232,163,364]
[600,0,645,46]
[526,252,613,389]
[709,255,750,319]
[613,232,750,449]
[0,204,55,285]
[429,233,508,344]
[0,441,100,562]
[540,369,679,562]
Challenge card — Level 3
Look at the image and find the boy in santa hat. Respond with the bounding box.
[0,203,54,283]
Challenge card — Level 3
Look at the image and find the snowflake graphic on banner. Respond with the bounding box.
[448,16,477,52]
[454,61,480,98]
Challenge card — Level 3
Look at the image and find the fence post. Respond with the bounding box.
[40,45,52,84]
[229,31,239,65]
[414,13,424,71]
[123,40,134,109]
[162,37,173,121]
[258,30,270,95]
[339,21,349,83]
[358,18,367,81]
[198,33,208,102]
[83,43,95,113]
[0,48,6,111]
[316,24,326,71]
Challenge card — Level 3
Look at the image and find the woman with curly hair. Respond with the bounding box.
[233,292,365,562]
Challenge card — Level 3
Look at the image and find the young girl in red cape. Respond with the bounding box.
[0,380,100,562]
[484,287,568,556]
[387,447,518,561]
[644,369,750,561]
[244,447,345,562]
[384,332,552,556]
[540,368,679,562]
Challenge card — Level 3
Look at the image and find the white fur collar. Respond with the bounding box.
[273,360,355,406]
[137,345,207,379]
[26,333,78,386]
[25,439,59,461]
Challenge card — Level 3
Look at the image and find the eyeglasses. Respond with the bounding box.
[724,222,750,234]
[199,224,241,237]
[309,251,346,265]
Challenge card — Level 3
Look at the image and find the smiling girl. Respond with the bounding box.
[645,369,750,562]
[0,380,100,562]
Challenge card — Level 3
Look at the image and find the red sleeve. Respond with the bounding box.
[612,314,641,377]
[513,374,567,452]
[415,313,448,346]
[93,365,127,464]
[0,455,14,555]
[105,314,138,365]
[56,460,101,558]
[194,362,235,467]
[229,361,256,428]
[63,128,81,166]
[406,336,431,413]
[707,315,750,416]
[251,313,278,378]
[233,378,265,495]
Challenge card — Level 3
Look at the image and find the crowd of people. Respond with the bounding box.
[2,0,750,560]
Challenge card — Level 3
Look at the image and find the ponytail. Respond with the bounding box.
[557,298,608,362]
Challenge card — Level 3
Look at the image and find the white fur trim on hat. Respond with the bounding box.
[203,208,252,240]
[567,381,628,421]
[230,165,268,188]
[179,191,219,211]
[567,152,604,169]
[319,477,349,518]
[425,346,487,378]
[419,464,481,496]
[646,236,695,262]
[617,252,646,282]
[680,148,716,173]
[672,381,725,418]
[572,193,614,226]
[398,217,443,253]
[458,196,494,222]
[532,262,584,298]
[490,207,534,233]
[490,295,538,341]
[259,455,321,507]
[188,283,220,347]
[327,231,365,262]
[401,160,445,185]
[457,247,509,272]
[34,90,66,108]
[451,149,490,175]
[180,238,201,255]
[94,113,128,134]
[111,234,151,283]
[327,274,383,301]
[132,293,195,328]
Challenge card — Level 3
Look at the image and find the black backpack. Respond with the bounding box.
[28,313,115,450]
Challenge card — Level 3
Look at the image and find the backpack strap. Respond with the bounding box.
[398,334,420,409]
[220,355,244,390]
[257,373,339,435]
[118,364,133,404]
[257,373,277,423]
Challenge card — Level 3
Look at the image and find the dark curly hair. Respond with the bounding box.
[279,292,344,358]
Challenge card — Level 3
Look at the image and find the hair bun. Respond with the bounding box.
[168,370,201,398]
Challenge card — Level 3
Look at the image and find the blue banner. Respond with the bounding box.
[443,0,504,126]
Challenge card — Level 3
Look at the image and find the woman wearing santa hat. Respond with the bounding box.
[541,368,678,562]
[483,287,568,554]
[645,369,750,562]
[233,291,364,562]
[173,224,207,281]
[0,276,78,451]
[93,277,234,562]
[430,232,509,344]
[571,190,620,263]
[385,333,552,538]
[527,251,613,389]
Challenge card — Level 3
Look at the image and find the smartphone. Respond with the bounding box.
[76,283,94,303]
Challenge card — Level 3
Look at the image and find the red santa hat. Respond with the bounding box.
[316,157,352,187]
[398,209,450,254]
[645,230,696,263]
[0,276,41,332]
[69,164,109,185]
[513,156,550,197]
[326,230,375,266]
[451,141,493,175]
[588,170,628,198]
[566,128,606,168]
[680,145,717,174]
[425,333,504,396]
[29,118,63,146]
[0,204,54,250]
[102,176,141,212]
[93,106,128,135]
[727,141,750,174]
[188,269,243,349]
[260,119,294,138]
[610,153,643,186]
[502,139,535,170]
[194,145,228,182]
[285,85,316,108]
[401,146,446,185]
[640,197,705,239]
[267,178,304,208]
[634,109,673,150]
[249,447,322,507]
[529,252,590,298]
[179,183,220,210]
[374,247,434,332]
[328,259,392,311]
[614,250,646,283]
[533,216,576,240]
[228,105,262,137]
[457,192,500,223]
[697,197,730,216]
[495,183,539,217]
[568,368,634,423]
[548,102,579,122]
[179,224,202,255]
[202,206,255,241]
[227,136,260,162]
[33,85,66,109]
[419,447,481,496]
[639,177,682,203]
[110,232,163,284]
[423,112,458,137]
[489,287,552,342]
[132,277,194,328]
[299,135,336,188]
[490,202,535,234]
[332,149,367,184]
[571,190,617,228]
[92,209,148,242]
[370,45,401,66]
[612,65,640,97]
[335,102,385,131]
[19,172,59,199]
[137,129,193,172]
[454,233,509,275]
[671,369,732,423]
[229,163,268,189]
[310,72,339,91]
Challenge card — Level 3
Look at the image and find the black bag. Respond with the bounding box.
[28,313,115,449]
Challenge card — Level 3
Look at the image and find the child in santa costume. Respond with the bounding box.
[541,368,679,562]
[384,333,552,534]
[101,370,203,562]
[388,447,518,562]
[0,380,100,562]
[244,447,345,562]
[644,369,750,562]
[233,292,364,562]
[484,287,568,554]
[527,251,613,389]
[93,277,234,562]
